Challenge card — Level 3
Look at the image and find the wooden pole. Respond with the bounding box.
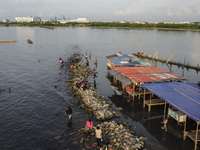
[149,93,152,112]
[133,85,135,102]
[183,116,187,140]
[143,88,146,107]
[194,122,199,150]
[153,48,158,59]
[163,102,167,120]
[166,50,173,63]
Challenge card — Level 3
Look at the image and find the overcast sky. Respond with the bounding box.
[1,0,200,22]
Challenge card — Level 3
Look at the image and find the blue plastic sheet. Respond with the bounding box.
[141,82,200,122]
[109,55,132,61]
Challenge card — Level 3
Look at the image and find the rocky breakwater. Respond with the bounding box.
[99,121,145,150]
[79,88,119,120]
[68,62,118,120]
[67,120,145,150]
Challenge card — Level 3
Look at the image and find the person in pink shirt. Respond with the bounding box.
[85,117,93,128]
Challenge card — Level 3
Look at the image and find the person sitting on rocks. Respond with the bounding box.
[75,56,79,63]
[83,82,90,90]
[70,65,76,70]
[73,86,78,91]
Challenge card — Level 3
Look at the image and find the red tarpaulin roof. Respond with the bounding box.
[113,66,179,83]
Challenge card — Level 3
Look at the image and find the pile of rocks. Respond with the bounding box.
[64,54,146,149]
[67,62,118,120]
[79,88,119,120]
[68,121,145,150]
[98,121,145,149]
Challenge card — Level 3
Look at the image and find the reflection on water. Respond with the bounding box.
[16,27,35,42]
[0,27,199,150]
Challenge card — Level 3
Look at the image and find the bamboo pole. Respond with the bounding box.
[133,84,135,101]
[163,102,167,120]
[0,40,16,43]
[148,93,152,112]
[194,122,199,150]
[183,116,187,140]
[143,88,146,107]
[166,50,173,63]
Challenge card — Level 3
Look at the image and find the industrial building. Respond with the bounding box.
[58,18,89,24]
[14,17,41,23]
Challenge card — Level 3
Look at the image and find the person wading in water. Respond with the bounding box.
[65,107,72,121]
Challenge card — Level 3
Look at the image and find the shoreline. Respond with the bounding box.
[1,23,200,32]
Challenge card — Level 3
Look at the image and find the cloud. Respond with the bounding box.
[15,0,41,4]
[38,12,44,17]
[173,6,192,17]
[167,9,173,16]
[197,6,200,15]
[113,0,200,21]
[114,7,140,16]
[0,9,6,13]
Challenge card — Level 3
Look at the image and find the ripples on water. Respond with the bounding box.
[0,27,199,150]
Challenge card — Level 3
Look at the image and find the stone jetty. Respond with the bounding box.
[67,57,118,120]
[64,54,146,149]
[63,121,145,150]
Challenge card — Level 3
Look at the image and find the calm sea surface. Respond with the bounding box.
[0,26,199,150]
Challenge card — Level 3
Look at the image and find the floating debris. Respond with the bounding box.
[27,39,33,44]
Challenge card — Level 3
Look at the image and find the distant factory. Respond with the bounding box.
[14,17,41,23]
[57,18,89,24]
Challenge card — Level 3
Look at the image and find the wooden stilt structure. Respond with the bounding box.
[143,89,165,112]
[183,120,200,150]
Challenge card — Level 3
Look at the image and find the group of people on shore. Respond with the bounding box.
[73,79,90,91]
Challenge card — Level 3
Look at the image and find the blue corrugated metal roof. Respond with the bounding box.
[125,61,141,66]
[112,61,123,66]
[109,55,132,61]
[112,61,141,66]
[141,82,200,122]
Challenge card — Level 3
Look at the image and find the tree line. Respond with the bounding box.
[1,21,200,30]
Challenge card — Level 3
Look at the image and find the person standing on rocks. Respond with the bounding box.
[86,58,89,66]
[95,126,102,149]
[85,117,93,128]
[65,107,72,121]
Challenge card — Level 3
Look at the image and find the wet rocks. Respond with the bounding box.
[67,58,118,120]
[99,121,145,149]
[70,121,145,150]
[64,54,146,149]
[77,89,118,120]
